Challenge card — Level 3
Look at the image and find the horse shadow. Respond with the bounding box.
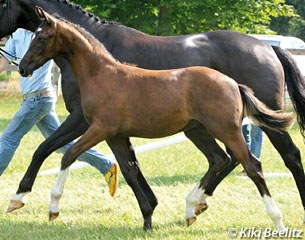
[0,219,208,239]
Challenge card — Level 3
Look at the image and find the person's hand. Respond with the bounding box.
[0,57,9,73]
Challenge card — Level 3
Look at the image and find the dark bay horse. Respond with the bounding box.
[1,0,305,229]
[19,8,294,230]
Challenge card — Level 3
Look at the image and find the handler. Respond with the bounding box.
[0,28,118,196]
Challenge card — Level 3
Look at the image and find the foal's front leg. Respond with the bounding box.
[49,124,108,220]
[8,112,89,213]
[107,137,158,231]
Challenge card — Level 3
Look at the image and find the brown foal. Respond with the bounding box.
[19,7,293,231]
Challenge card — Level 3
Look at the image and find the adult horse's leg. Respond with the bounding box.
[184,126,232,225]
[262,128,305,222]
[7,112,89,212]
[107,137,157,230]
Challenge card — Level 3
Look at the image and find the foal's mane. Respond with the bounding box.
[57,17,118,63]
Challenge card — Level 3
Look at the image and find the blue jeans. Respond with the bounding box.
[0,93,113,176]
[242,124,264,159]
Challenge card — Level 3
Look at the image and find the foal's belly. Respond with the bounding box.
[117,116,191,138]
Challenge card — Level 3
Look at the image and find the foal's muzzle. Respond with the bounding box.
[19,65,32,77]
[19,66,28,77]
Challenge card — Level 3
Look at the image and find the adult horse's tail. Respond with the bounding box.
[239,84,294,132]
[272,45,305,137]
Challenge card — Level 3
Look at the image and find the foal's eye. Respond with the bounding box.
[37,36,48,42]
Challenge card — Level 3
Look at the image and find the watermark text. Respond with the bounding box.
[227,227,303,239]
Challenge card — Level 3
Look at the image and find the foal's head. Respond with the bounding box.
[19,7,60,77]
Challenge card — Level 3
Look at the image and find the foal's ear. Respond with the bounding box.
[35,6,56,26]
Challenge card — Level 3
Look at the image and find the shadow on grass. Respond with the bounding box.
[115,173,203,188]
[118,172,237,187]
[0,218,206,240]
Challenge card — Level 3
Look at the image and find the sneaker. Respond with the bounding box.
[104,163,118,197]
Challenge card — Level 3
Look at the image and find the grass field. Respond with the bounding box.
[0,93,304,239]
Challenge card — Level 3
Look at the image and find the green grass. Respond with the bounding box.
[0,93,304,239]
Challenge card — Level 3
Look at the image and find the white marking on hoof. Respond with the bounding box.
[185,184,207,220]
[11,192,28,202]
[49,169,69,215]
[262,195,285,231]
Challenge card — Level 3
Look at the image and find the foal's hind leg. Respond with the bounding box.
[262,128,305,223]
[106,137,157,231]
[184,126,232,225]
[226,134,285,231]
[204,148,240,197]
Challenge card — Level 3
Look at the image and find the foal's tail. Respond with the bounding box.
[239,85,294,131]
[272,45,305,137]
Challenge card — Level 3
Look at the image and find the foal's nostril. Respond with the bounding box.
[19,67,25,76]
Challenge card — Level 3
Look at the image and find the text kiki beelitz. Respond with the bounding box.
[228,227,303,239]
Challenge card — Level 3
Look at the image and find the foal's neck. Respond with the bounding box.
[62,24,119,82]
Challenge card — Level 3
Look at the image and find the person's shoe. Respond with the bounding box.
[104,163,118,197]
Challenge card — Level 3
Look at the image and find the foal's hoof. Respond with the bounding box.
[49,211,59,221]
[195,203,208,216]
[186,216,197,227]
[7,200,25,213]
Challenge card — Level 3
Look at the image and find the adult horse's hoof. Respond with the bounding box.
[143,215,152,231]
[49,211,59,221]
[195,203,208,216]
[7,200,25,213]
[143,224,153,231]
[186,216,197,227]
